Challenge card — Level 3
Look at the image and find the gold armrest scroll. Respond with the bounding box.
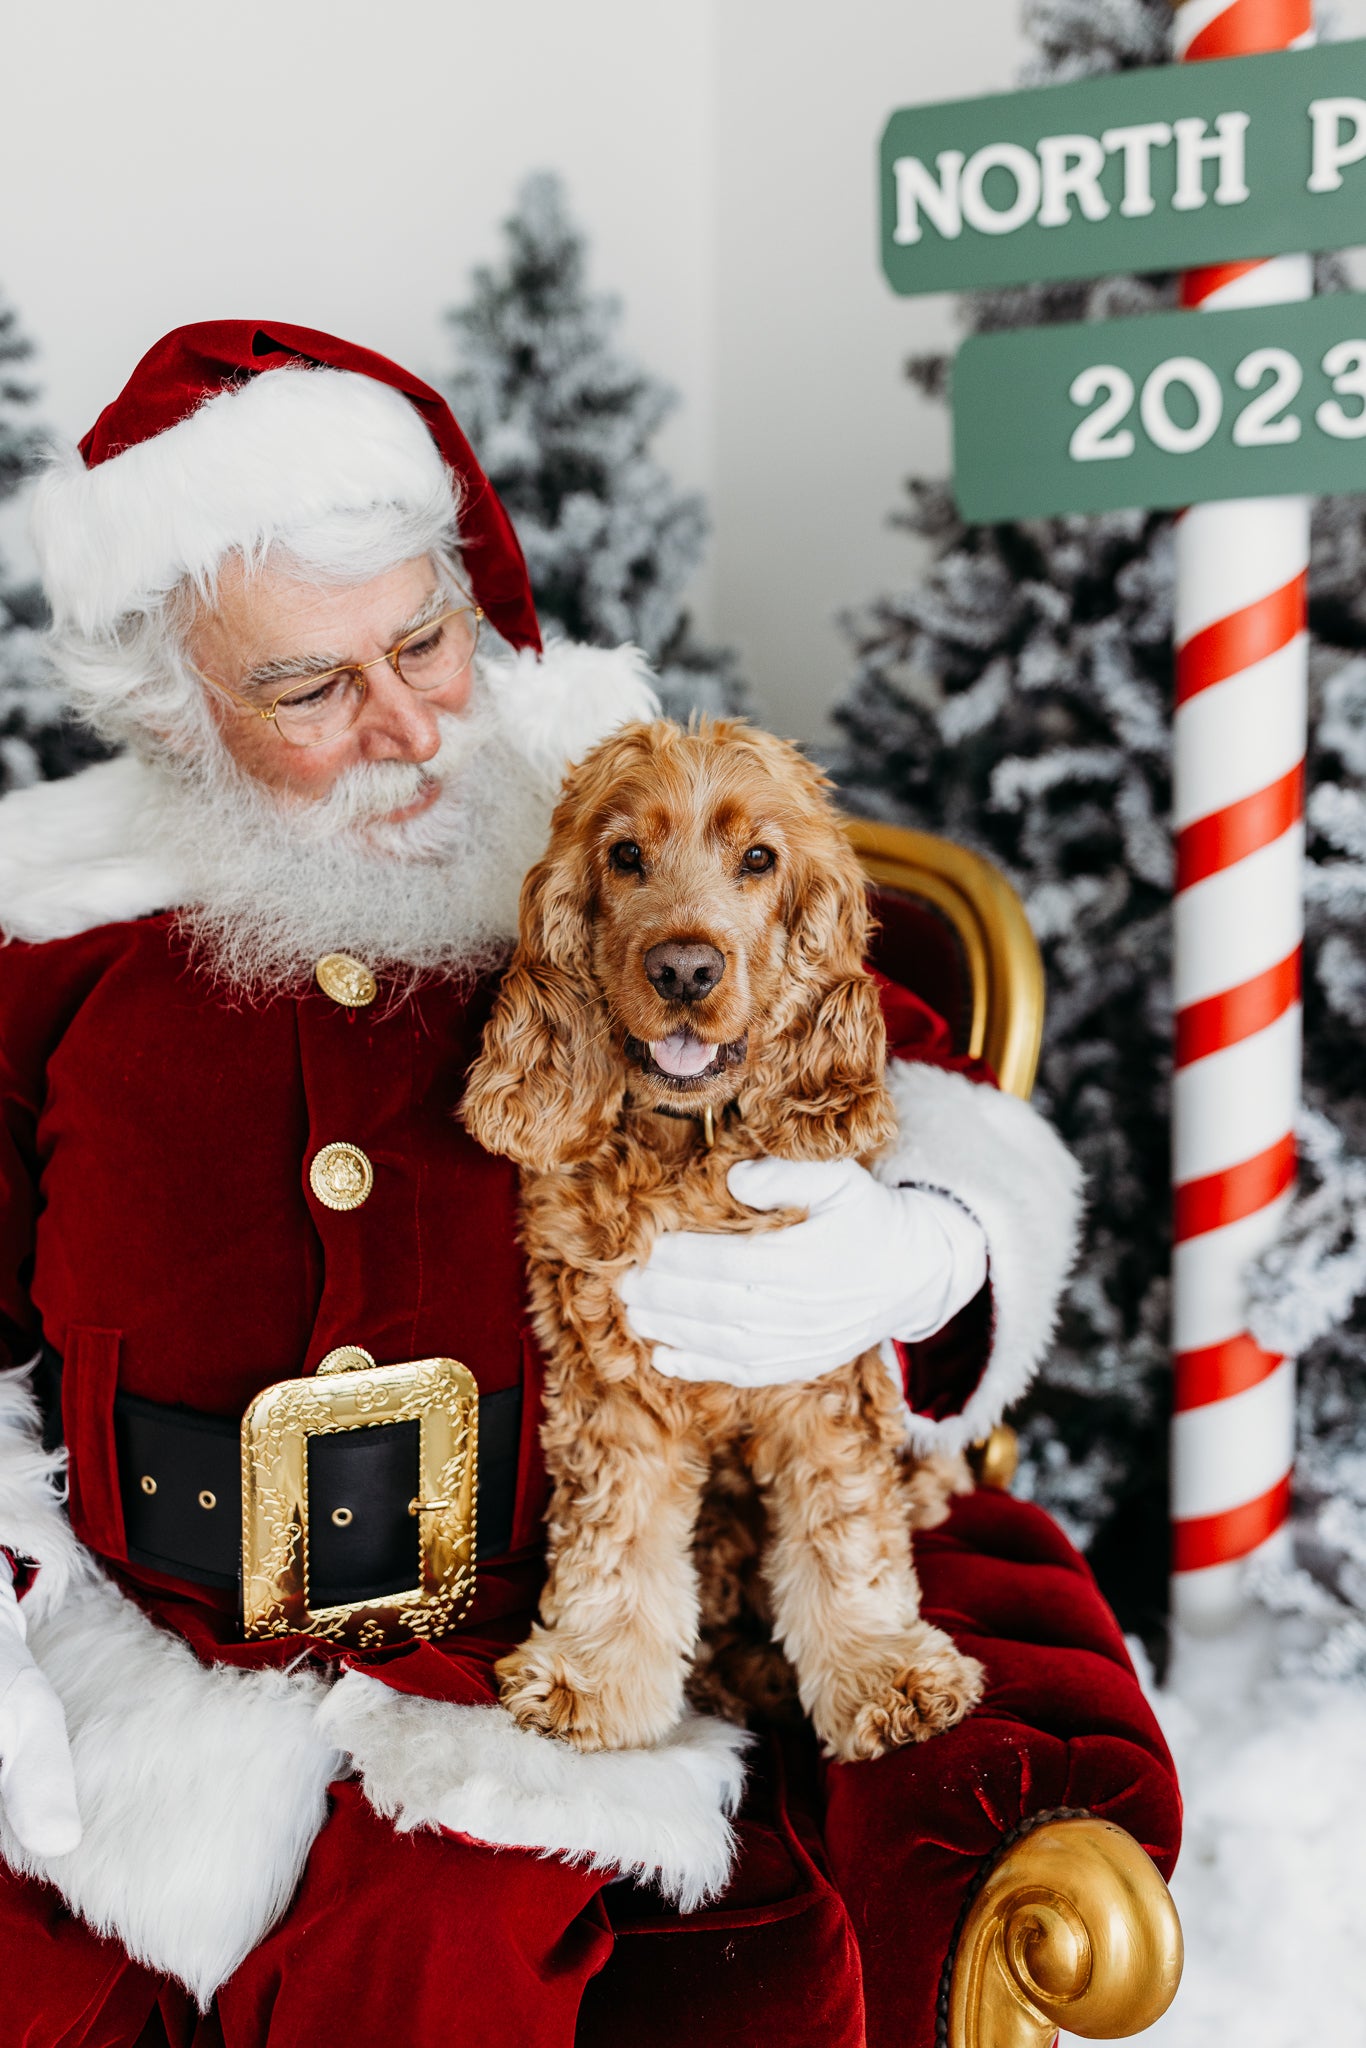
[948,1815,1183,2048]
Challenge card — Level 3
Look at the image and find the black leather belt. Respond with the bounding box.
[35,1344,520,1596]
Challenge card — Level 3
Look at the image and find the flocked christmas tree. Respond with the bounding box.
[0,289,94,791]
[832,0,1366,1652]
[443,172,748,722]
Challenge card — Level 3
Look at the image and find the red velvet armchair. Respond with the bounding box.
[577,820,1184,2048]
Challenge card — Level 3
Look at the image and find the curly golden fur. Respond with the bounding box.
[463,720,983,1760]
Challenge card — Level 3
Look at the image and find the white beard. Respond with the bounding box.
[152,677,552,996]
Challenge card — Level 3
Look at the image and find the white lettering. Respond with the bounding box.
[1037,132,1110,226]
[1101,121,1173,217]
[892,150,965,244]
[1140,356,1224,453]
[1232,347,1302,446]
[1307,97,1366,193]
[1172,112,1251,210]
[1317,340,1366,438]
[1069,366,1136,461]
[959,142,1042,236]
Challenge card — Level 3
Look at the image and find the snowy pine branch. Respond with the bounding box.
[441,172,748,721]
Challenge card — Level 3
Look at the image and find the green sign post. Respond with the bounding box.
[880,10,1364,1634]
[953,288,1366,519]
[880,40,1366,296]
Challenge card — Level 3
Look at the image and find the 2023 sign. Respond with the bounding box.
[1069,340,1366,463]
[953,291,1366,521]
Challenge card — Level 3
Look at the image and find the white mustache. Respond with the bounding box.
[293,713,489,837]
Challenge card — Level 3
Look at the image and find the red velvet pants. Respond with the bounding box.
[1,1778,611,2048]
[0,1755,863,2048]
[1,1494,1181,2048]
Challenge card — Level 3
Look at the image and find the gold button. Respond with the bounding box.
[331,1507,354,1529]
[316,1344,377,1377]
[198,1489,217,1512]
[309,1142,374,1212]
[140,1474,157,1496]
[315,953,377,1008]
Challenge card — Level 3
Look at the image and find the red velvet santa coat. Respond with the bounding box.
[0,646,1094,2021]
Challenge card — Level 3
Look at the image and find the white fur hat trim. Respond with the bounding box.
[30,367,453,639]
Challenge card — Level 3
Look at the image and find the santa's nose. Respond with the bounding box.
[644,941,725,1002]
[356,665,442,763]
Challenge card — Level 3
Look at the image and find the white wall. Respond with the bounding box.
[3,0,1363,743]
[0,0,719,606]
[712,0,1027,740]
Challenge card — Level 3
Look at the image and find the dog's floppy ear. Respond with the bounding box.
[463,834,626,1173]
[739,778,897,1164]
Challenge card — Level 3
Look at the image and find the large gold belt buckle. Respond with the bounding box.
[240,1352,479,1647]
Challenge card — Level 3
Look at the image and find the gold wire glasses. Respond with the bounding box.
[197,602,484,748]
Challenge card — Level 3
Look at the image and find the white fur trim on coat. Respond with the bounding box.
[318,1671,747,1916]
[0,1576,747,2001]
[0,641,659,946]
[874,1062,1084,1454]
[487,637,659,799]
[0,755,191,946]
[31,369,452,640]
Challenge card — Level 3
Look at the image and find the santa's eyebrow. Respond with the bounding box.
[237,588,451,692]
[238,650,351,691]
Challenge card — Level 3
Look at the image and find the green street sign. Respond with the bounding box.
[953,290,1366,521]
[881,41,1366,296]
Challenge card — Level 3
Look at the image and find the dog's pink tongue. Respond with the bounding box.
[650,1032,716,1078]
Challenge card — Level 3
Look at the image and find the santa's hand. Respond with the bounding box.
[0,1560,81,1856]
[619,1157,987,1387]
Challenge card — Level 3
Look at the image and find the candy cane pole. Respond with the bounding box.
[1169,0,1314,1628]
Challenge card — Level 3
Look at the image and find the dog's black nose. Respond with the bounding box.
[644,941,725,1002]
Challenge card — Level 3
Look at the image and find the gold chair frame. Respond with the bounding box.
[843,816,1046,1100]
[845,816,1184,2046]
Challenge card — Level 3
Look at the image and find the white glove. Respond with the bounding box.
[619,1157,988,1387]
[0,1557,81,1855]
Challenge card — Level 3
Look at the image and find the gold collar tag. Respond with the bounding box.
[241,1354,478,1647]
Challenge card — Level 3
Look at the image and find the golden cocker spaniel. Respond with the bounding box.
[463,719,984,1758]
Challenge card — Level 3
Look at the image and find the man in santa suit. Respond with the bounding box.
[0,323,1090,2047]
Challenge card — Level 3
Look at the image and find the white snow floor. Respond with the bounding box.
[1059,1613,1366,2048]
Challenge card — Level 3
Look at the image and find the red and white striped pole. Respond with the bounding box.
[1170,0,1314,1628]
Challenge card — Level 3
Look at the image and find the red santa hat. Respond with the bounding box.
[30,319,542,652]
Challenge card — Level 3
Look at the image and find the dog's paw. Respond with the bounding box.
[819,1625,985,1761]
[496,1633,681,1751]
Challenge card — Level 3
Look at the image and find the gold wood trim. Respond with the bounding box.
[241,1354,479,1649]
[947,1817,1183,2048]
[971,1423,1020,1492]
[843,817,1046,1100]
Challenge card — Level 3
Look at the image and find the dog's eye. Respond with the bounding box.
[609,841,644,874]
[741,846,776,874]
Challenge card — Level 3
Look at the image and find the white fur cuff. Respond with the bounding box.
[875,1062,1084,1453]
[0,1365,92,1622]
[0,1573,337,2010]
[319,1670,748,1916]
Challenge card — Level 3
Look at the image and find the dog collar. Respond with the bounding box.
[649,1100,742,1148]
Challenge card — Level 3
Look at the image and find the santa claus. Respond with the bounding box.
[0,322,1091,2046]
